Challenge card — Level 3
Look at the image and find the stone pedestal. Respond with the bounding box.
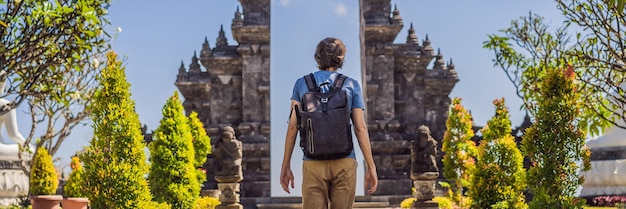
[413,180,436,201]
[0,161,29,206]
[216,183,243,209]
[412,200,439,209]
[201,189,220,198]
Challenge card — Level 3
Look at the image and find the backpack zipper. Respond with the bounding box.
[307,118,314,154]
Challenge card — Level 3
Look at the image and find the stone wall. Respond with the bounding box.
[177,0,271,198]
[360,0,459,196]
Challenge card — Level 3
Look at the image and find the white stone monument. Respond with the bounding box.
[580,83,626,197]
[0,80,33,206]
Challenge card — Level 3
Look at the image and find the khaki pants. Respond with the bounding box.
[302,158,357,209]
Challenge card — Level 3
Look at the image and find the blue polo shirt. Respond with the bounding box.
[290,70,365,160]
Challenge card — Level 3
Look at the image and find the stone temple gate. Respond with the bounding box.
[174,0,459,205]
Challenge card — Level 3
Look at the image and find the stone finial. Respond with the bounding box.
[216,25,229,49]
[434,48,446,71]
[406,22,418,45]
[232,6,244,27]
[447,58,455,69]
[178,61,186,73]
[448,58,458,79]
[422,34,433,53]
[391,4,403,25]
[189,51,201,73]
[202,36,211,52]
[201,36,212,58]
[177,61,187,82]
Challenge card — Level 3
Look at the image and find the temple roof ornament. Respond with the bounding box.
[178,61,186,73]
[202,36,211,52]
[232,6,244,27]
[176,61,187,82]
[447,58,455,69]
[406,22,418,45]
[391,4,402,25]
[216,25,229,49]
[201,36,212,59]
[422,34,433,53]
[434,48,446,71]
[448,58,458,79]
[189,51,201,73]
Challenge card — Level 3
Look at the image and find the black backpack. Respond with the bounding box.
[295,73,354,160]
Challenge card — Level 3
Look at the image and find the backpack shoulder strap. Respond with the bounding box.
[332,74,348,90]
[304,73,319,92]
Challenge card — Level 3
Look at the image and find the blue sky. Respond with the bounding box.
[14,0,566,197]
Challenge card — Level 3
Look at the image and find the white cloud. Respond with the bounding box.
[280,0,291,7]
[334,2,347,16]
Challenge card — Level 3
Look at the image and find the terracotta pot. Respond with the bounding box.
[61,197,89,209]
[30,195,62,209]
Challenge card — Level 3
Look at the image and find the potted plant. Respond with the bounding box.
[29,147,62,209]
[62,156,89,209]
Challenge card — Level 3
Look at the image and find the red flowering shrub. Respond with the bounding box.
[592,196,626,207]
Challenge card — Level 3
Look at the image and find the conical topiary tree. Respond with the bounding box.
[469,98,527,209]
[64,156,86,197]
[80,51,168,209]
[188,111,211,185]
[440,97,477,208]
[149,92,199,209]
[522,66,590,209]
[30,147,58,196]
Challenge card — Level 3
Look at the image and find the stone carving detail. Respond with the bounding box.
[410,125,438,202]
[214,126,244,209]
[411,125,438,177]
[214,126,243,181]
[590,147,626,161]
[412,180,436,202]
[0,161,22,170]
[0,169,29,206]
[215,185,244,209]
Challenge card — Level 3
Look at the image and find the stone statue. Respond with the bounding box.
[214,126,244,209]
[213,126,243,181]
[0,90,30,162]
[410,125,439,204]
[0,80,31,207]
[410,125,438,179]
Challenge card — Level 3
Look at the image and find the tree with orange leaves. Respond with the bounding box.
[522,66,590,209]
[439,97,477,208]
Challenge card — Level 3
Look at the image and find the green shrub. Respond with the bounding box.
[194,197,220,209]
[442,97,476,208]
[522,66,589,209]
[149,92,200,208]
[80,51,163,209]
[469,98,527,209]
[63,156,85,197]
[138,201,171,209]
[29,147,58,195]
[188,111,211,184]
[400,197,415,209]
[433,196,459,209]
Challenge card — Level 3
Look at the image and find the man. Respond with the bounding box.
[280,37,378,209]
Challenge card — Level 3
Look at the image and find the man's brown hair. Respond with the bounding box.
[314,37,346,70]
